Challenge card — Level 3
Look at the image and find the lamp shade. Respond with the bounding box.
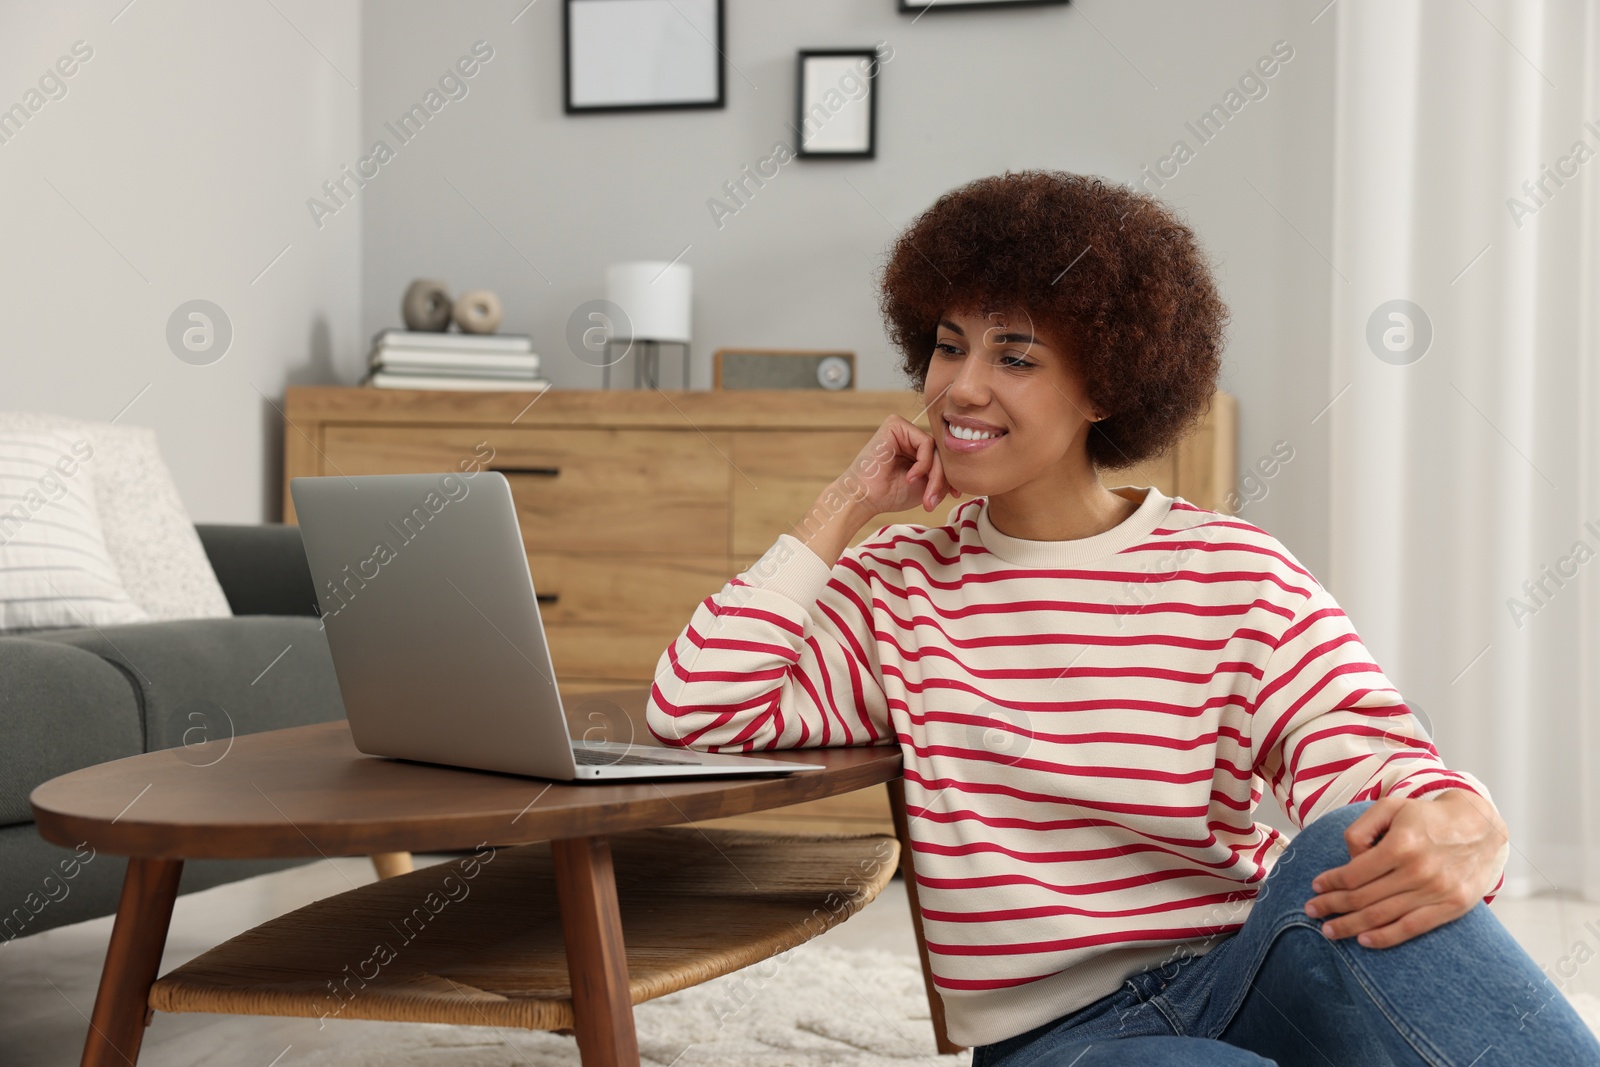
[605,261,692,343]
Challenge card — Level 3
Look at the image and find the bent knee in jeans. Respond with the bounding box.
[1249,800,1374,921]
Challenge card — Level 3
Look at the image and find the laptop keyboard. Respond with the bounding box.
[573,747,700,766]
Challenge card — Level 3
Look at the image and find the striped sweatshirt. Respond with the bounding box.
[645,484,1506,1047]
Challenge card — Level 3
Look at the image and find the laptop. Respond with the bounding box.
[289,470,820,781]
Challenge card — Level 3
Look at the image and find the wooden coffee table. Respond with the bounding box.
[29,687,907,1067]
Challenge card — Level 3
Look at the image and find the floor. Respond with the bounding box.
[1,851,1595,1066]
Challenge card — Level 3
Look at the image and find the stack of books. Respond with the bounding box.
[364,330,552,392]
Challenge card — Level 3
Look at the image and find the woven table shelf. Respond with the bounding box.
[148,827,900,1032]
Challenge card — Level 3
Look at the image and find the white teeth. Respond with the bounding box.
[949,422,999,441]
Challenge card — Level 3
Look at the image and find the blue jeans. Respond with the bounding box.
[970,800,1600,1066]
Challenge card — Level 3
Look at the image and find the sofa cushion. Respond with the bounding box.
[31,615,346,754]
[0,413,232,622]
[0,430,147,631]
[0,637,142,828]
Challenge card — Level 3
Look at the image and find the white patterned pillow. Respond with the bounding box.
[0,413,231,622]
[0,431,147,631]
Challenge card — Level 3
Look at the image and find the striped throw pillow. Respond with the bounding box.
[0,412,230,622]
[0,431,147,631]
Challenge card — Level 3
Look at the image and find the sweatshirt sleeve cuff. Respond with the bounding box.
[740,534,837,609]
[1398,769,1493,806]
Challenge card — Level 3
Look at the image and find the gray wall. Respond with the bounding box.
[1,0,1339,578]
[0,0,363,523]
[360,0,1337,576]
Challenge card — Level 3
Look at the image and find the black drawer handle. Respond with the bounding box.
[491,465,561,477]
[536,593,560,605]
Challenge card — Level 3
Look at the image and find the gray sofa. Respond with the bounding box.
[0,524,346,943]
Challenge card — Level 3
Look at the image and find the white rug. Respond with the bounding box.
[291,944,1600,1067]
[1570,992,1600,1035]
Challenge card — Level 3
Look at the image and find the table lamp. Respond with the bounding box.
[603,260,692,388]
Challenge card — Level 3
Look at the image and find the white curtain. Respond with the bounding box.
[1329,0,1600,898]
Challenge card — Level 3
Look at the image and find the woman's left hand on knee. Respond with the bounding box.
[1301,791,1510,949]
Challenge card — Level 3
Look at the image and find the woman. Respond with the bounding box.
[646,172,1599,1065]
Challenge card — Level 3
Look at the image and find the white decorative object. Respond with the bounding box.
[0,431,147,631]
[603,260,692,388]
[0,413,232,623]
[605,261,692,342]
[451,289,504,334]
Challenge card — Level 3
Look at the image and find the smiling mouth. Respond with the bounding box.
[943,416,1008,446]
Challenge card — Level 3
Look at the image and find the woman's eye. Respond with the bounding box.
[934,342,962,357]
[999,353,1034,369]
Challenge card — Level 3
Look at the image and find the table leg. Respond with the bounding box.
[888,779,963,1055]
[551,835,639,1066]
[369,851,414,879]
[80,857,184,1067]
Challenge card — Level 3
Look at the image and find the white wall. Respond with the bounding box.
[359,0,1338,575]
[0,0,362,522]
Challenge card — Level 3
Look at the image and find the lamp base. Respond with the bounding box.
[602,339,691,390]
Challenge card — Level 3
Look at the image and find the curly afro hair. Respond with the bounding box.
[876,170,1229,471]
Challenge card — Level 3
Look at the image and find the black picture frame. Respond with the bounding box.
[794,48,881,160]
[898,0,1068,12]
[563,0,726,114]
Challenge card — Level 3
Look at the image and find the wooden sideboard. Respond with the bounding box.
[281,386,1238,834]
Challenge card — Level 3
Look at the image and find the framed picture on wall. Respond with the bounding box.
[795,48,881,159]
[898,0,1068,12]
[564,0,725,113]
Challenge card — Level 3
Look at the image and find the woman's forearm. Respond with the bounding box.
[795,479,878,567]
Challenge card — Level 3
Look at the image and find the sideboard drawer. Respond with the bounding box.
[320,426,732,555]
[527,551,733,680]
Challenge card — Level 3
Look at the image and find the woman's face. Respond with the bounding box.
[921,306,1101,497]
